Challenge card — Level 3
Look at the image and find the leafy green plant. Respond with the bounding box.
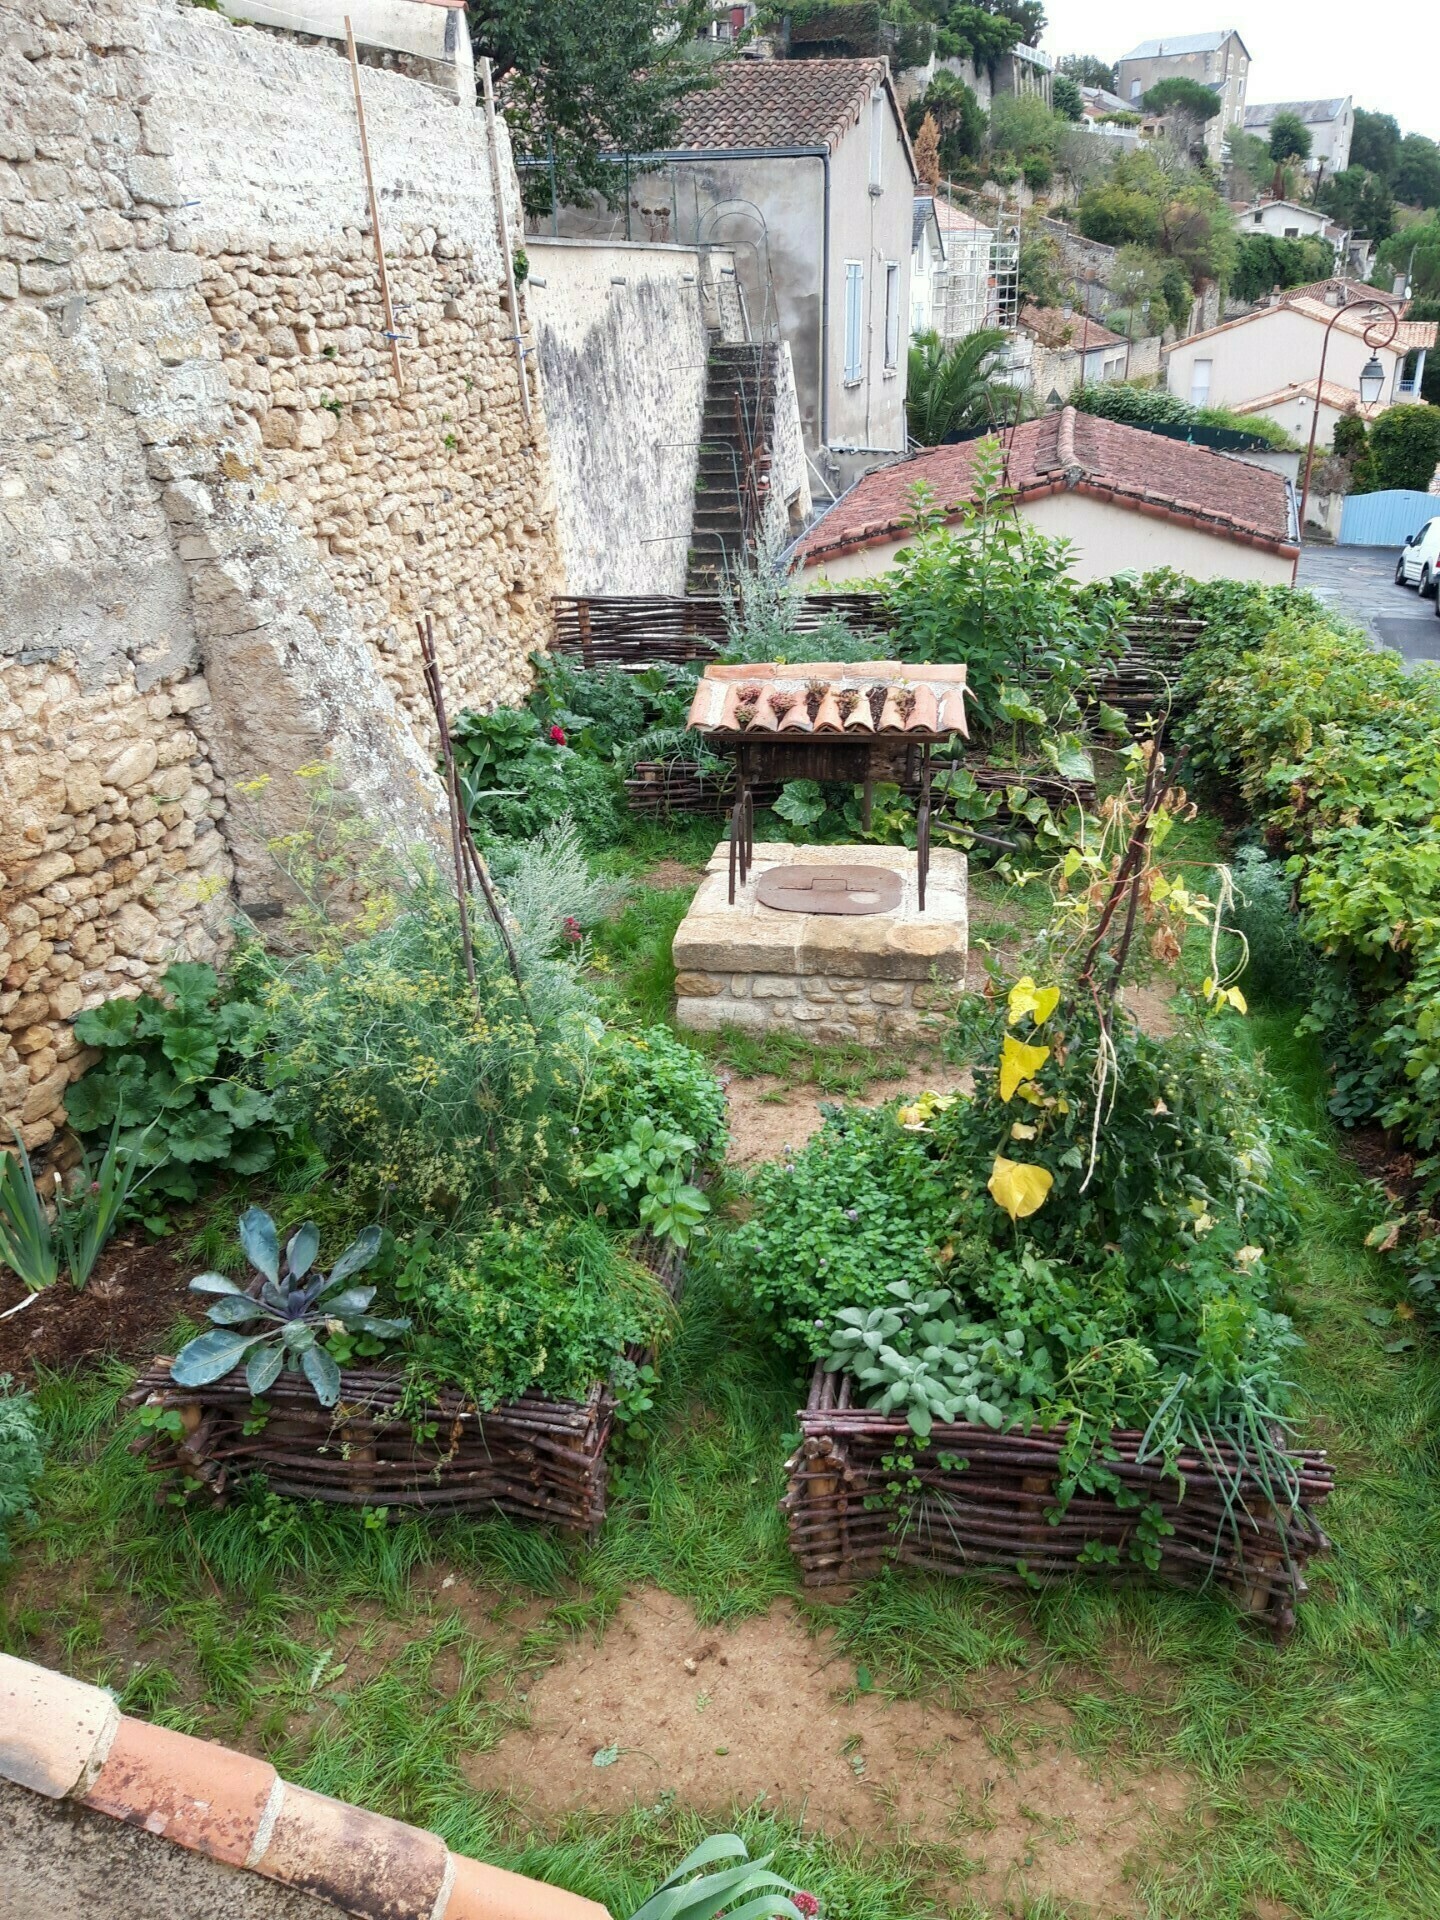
[628,1834,803,1920]
[585,1117,711,1248]
[0,1133,59,1292]
[55,1118,148,1289]
[0,1374,44,1568]
[66,962,275,1199]
[171,1207,405,1407]
[582,1024,727,1163]
[825,1280,1055,1437]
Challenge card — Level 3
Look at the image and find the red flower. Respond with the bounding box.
[793,1895,819,1918]
[562,916,583,943]
[549,723,567,745]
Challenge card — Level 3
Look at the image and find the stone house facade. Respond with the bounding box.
[1116,30,1250,164]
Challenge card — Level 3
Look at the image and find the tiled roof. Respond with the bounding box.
[687,662,970,738]
[1233,379,1382,420]
[793,408,1296,567]
[669,57,908,160]
[1120,30,1245,59]
[1282,276,1404,307]
[933,198,991,234]
[1244,98,1348,127]
[1020,303,1128,351]
[1,1651,605,1920]
[1176,291,1436,356]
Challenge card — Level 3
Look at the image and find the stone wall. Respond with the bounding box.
[0,0,562,1148]
[528,238,728,596]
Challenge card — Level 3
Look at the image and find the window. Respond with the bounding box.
[844,261,864,383]
[883,262,900,369]
[1129,78,1141,101]
[1252,211,1263,225]
[1284,226,1299,238]
[869,93,884,189]
[1189,358,1212,406]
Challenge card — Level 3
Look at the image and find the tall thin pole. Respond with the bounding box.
[1294,298,1399,580]
[343,16,404,391]
[479,56,533,429]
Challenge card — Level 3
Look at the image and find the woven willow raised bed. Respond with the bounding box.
[126,1239,682,1537]
[784,1364,1335,1639]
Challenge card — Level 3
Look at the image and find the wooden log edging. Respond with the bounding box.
[123,1239,683,1538]
[782,1364,1335,1640]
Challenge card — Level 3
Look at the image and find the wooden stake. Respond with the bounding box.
[478,55,532,428]
[344,15,404,392]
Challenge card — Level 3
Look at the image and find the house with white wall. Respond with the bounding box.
[1236,199,1345,264]
[911,196,945,335]
[1164,285,1435,421]
[546,59,917,491]
[932,200,996,340]
[1242,97,1353,178]
[790,408,1298,584]
[1115,30,1250,164]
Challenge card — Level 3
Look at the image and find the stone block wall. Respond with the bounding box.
[0,0,563,1148]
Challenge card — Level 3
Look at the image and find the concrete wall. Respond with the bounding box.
[1,0,561,1148]
[802,490,1293,585]
[1165,307,1410,411]
[1238,202,1333,242]
[216,0,473,100]
[528,239,721,594]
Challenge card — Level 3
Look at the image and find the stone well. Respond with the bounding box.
[673,842,968,1045]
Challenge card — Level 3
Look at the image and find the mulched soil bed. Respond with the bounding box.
[0,1234,190,1385]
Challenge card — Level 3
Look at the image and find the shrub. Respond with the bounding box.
[0,1376,44,1567]
[1360,403,1440,493]
[581,1023,728,1162]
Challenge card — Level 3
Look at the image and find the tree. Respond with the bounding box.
[1077,181,1161,249]
[1018,218,1063,306]
[988,92,1061,165]
[1376,213,1440,300]
[470,0,715,215]
[1351,108,1401,181]
[1058,53,1117,91]
[1143,77,1222,122]
[907,72,986,175]
[1268,112,1312,165]
[914,112,942,191]
[1230,232,1337,304]
[1363,404,1440,491]
[1109,244,1191,334]
[1227,130,1273,202]
[1395,134,1440,211]
[1317,167,1396,241]
[906,328,1012,445]
[1051,72,1083,121]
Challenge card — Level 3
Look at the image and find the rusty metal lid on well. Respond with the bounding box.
[755,864,903,916]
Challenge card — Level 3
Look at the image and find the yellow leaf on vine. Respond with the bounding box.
[998,1034,1050,1101]
[1223,985,1248,1014]
[1010,1122,1037,1140]
[1006,976,1061,1027]
[988,1157,1054,1220]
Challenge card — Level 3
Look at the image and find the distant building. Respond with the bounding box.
[911,197,946,336]
[1115,29,1250,164]
[791,407,1298,584]
[1235,199,1347,267]
[932,200,996,341]
[1243,97,1353,177]
[1017,304,1129,398]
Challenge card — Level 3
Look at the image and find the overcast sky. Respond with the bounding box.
[1039,1,1440,144]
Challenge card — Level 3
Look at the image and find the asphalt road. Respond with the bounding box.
[1296,544,1440,665]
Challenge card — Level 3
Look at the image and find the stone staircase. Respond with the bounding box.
[686,340,779,593]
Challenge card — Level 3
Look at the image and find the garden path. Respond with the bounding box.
[473,1588,1190,1919]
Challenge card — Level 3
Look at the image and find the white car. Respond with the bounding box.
[1395,518,1440,595]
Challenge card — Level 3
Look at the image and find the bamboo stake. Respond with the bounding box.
[344,15,405,391]
[478,55,532,429]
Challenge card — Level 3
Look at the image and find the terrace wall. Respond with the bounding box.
[0,0,562,1148]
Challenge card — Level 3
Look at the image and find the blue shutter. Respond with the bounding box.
[844,262,863,382]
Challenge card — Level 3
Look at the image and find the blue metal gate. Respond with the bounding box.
[1338,490,1437,546]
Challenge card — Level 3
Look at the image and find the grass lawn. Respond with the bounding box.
[3,830,1439,1920]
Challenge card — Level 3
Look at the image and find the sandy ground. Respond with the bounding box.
[470,1590,1192,1918]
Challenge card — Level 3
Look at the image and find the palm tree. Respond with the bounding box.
[906,327,1013,445]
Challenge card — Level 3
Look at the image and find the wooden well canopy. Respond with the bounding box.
[685,661,970,908]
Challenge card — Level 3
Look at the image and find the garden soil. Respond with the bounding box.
[722,1065,976,1169]
[0,1233,190,1384]
[473,1588,1192,1916]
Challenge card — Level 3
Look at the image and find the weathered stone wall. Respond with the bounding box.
[0,0,562,1148]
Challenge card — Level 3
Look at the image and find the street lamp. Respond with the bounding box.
[1357,354,1386,407]
[1295,299,1401,578]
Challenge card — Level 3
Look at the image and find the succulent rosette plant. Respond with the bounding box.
[171,1206,407,1407]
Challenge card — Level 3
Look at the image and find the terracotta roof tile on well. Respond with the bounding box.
[794,409,1296,566]
[669,57,894,154]
[0,1651,610,1920]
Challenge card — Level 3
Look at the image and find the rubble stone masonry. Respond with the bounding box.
[1,0,562,1148]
